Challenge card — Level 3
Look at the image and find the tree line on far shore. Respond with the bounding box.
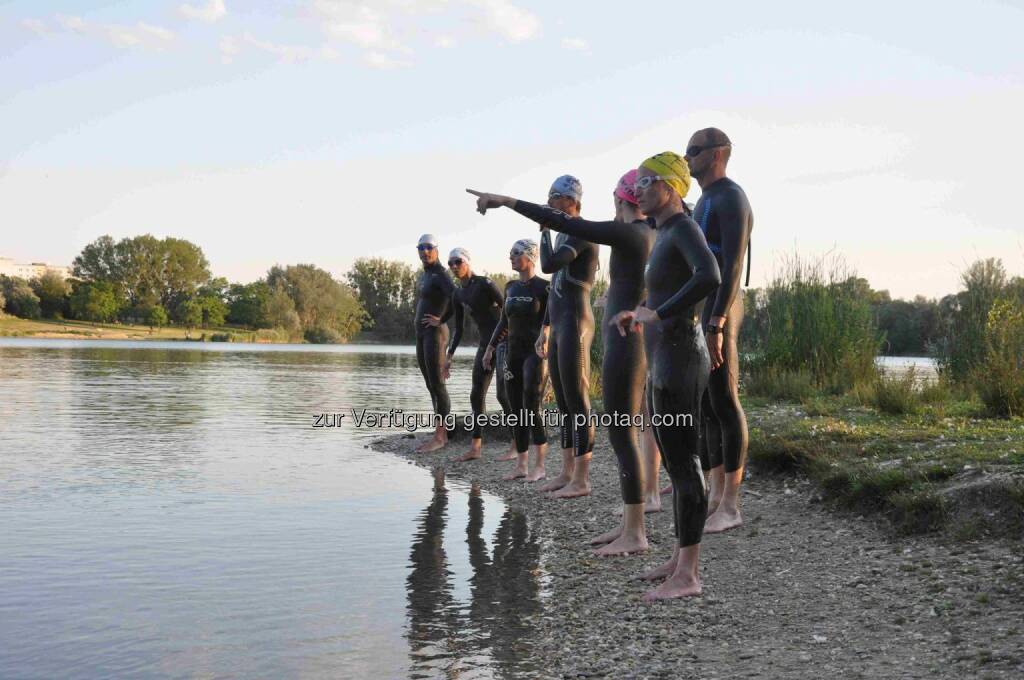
[1,234,1020,414]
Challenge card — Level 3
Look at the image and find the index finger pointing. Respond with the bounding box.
[466,189,484,197]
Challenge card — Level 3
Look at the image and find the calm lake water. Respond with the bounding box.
[0,339,545,680]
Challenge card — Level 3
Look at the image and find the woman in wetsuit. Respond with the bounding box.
[611,153,720,600]
[482,240,550,481]
[444,248,510,462]
[467,170,654,555]
[414,233,456,453]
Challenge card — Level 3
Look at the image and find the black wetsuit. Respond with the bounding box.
[449,274,504,439]
[694,177,753,474]
[513,201,653,504]
[537,222,599,458]
[488,276,549,454]
[644,212,721,547]
[415,261,456,426]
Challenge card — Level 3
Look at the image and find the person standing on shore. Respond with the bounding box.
[482,240,550,481]
[467,169,654,555]
[444,248,507,462]
[533,175,600,499]
[414,234,456,453]
[685,128,753,534]
[611,152,720,600]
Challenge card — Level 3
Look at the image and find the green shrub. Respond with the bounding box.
[209,332,232,342]
[747,252,881,393]
[868,366,920,415]
[971,297,1024,417]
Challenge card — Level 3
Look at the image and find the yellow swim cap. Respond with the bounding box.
[640,152,691,199]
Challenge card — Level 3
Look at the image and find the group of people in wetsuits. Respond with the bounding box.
[411,127,753,600]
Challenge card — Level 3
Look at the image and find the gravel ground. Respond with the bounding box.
[373,425,1024,679]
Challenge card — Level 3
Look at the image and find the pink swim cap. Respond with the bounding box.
[614,169,639,205]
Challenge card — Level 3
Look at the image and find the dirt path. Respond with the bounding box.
[374,429,1023,679]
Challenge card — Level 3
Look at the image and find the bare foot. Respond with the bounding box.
[704,507,743,534]
[643,492,662,513]
[637,554,678,581]
[539,474,571,493]
[594,533,649,557]
[642,574,702,601]
[496,449,518,462]
[548,481,590,499]
[706,498,722,517]
[502,463,528,480]
[525,466,546,482]
[589,525,621,546]
[416,437,447,453]
[454,449,482,462]
[660,483,672,496]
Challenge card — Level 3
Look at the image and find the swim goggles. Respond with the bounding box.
[685,143,730,158]
[633,175,680,190]
[416,243,436,251]
[448,258,464,267]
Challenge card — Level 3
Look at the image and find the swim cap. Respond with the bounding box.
[418,233,438,248]
[639,152,691,199]
[448,247,471,266]
[549,174,583,203]
[512,238,539,263]
[614,169,639,205]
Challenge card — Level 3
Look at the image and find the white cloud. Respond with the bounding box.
[310,0,540,64]
[180,0,228,23]
[561,37,587,51]
[219,33,342,64]
[313,1,403,50]
[21,18,50,36]
[55,14,175,50]
[468,0,540,43]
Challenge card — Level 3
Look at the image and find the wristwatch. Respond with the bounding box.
[706,324,724,335]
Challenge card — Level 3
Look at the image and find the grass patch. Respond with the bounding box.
[744,366,816,401]
[746,395,1024,536]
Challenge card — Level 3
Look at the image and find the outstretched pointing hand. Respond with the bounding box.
[466,188,511,215]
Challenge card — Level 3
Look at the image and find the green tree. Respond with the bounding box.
[175,298,204,335]
[0,275,42,319]
[72,234,210,314]
[938,258,1007,380]
[195,277,228,328]
[264,284,301,335]
[30,271,71,319]
[269,264,367,342]
[227,281,271,328]
[146,304,169,330]
[69,280,121,323]
[345,258,418,340]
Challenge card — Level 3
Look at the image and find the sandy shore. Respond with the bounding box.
[373,422,1024,679]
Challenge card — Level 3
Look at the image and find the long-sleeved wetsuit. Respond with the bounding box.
[694,177,753,474]
[513,200,653,504]
[644,212,721,547]
[449,274,504,439]
[488,276,549,454]
[415,261,456,426]
[536,219,599,458]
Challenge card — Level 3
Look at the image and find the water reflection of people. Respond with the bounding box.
[406,470,542,678]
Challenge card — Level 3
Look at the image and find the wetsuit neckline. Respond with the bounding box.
[655,210,689,230]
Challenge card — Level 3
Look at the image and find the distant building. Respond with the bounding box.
[0,257,72,280]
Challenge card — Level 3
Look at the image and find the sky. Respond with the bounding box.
[2,0,1023,299]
